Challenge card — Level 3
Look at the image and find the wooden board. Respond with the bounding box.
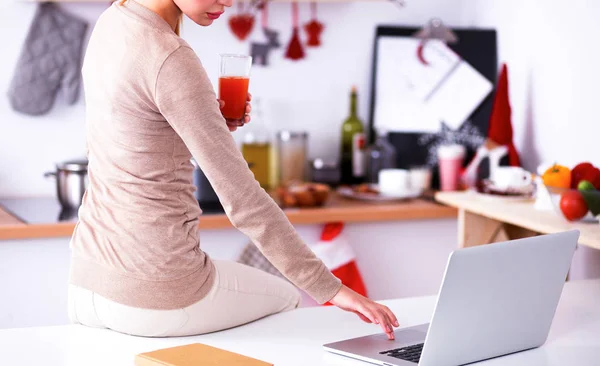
[436,191,600,250]
[0,194,457,240]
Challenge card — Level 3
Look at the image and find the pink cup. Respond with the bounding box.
[437,144,466,191]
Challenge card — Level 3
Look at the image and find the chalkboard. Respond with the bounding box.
[368,26,498,189]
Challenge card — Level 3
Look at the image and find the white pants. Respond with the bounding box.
[68,260,301,337]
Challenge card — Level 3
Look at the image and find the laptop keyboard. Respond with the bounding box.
[380,343,424,363]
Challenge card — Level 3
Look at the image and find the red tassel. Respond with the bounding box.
[285,2,305,60]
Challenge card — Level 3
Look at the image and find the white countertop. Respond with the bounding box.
[1,279,599,366]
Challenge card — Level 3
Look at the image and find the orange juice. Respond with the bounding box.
[219,76,249,120]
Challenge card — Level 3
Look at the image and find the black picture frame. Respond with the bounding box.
[367,25,498,189]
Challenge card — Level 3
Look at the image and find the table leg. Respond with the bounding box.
[458,209,539,248]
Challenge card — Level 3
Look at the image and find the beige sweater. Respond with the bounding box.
[69,0,341,310]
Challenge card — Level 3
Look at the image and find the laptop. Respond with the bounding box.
[323,230,579,366]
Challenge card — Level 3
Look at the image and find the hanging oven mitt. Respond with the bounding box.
[7,3,88,116]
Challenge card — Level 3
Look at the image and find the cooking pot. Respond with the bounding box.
[44,159,88,209]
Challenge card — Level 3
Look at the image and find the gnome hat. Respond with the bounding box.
[487,63,520,167]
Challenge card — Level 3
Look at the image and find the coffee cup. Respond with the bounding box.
[491,166,532,190]
[379,169,409,195]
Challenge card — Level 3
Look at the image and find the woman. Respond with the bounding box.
[67,0,399,339]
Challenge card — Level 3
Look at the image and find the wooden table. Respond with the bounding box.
[435,191,600,250]
[0,194,457,240]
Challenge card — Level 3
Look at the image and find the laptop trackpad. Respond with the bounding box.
[325,327,428,355]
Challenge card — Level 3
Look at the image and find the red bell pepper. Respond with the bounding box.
[571,162,600,189]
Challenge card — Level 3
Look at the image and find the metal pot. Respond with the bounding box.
[44,159,89,209]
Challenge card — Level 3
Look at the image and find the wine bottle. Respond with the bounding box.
[340,86,365,185]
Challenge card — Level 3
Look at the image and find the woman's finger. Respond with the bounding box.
[382,305,399,327]
[247,93,252,102]
[379,309,395,335]
[218,99,225,109]
[358,306,378,324]
[245,103,252,114]
[244,114,251,124]
[367,306,394,340]
[352,310,372,323]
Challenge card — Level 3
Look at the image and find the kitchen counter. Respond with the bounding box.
[0,193,457,240]
[1,279,598,365]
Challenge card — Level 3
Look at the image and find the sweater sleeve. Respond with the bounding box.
[154,46,342,304]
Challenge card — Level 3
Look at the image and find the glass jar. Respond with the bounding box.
[276,131,308,186]
[241,98,273,189]
[366,129,397,183]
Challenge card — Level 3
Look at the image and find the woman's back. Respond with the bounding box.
[71,1,213,310]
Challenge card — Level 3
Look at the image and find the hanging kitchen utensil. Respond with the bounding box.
[250,1,281,66]
[285,1,305,60]
[228,1,255,41]
[303,2,324,47]
[413,18,458,66]
[413,18,458,44]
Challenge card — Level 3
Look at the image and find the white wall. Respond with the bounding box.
[458,0,600,280]
[460,0,600,171]
[0,220,458,329]
[0,0,467,197]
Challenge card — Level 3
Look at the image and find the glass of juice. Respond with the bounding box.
[219,54,252,124]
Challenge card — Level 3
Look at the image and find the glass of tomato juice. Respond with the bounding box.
[219,54,252,125]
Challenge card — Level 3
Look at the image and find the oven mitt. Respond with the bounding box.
[7,3,88,116]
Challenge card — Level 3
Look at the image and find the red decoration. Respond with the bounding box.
[487,63,520,167]
[318,223,367,306]
[304,2,324,47]
[285,2,305,60]
[228,2,255,41]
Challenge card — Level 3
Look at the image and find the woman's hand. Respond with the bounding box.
[218,93,252,132]
[329,285,399,340]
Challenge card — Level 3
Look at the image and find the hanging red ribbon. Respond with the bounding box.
[262,1,268,28]
[304,2,324,47]
[285,1,305,60]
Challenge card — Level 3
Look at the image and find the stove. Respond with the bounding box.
[0,197,224,225]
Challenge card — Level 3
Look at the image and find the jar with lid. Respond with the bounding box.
[366,128,397,183]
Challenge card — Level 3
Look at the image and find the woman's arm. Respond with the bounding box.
[154,46,341,304]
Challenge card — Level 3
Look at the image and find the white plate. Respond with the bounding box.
[471,189,534,202]
[337,185,422,202]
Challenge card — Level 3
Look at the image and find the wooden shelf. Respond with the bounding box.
[436,191,600,250]
[0,193,456,240]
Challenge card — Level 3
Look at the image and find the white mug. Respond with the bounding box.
[378,169,409,195]
[491,167,532,190]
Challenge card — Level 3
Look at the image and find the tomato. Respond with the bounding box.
[559,191,589,221]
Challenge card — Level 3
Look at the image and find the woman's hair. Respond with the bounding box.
[118,0,182,36]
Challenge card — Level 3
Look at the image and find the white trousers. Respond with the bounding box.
[68,260,301,337]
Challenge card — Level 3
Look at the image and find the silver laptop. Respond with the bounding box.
[323,230,579,366]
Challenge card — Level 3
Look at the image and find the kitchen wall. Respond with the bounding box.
[459,0,600,280]
[0,0,467,197]
[461,0,600,171]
